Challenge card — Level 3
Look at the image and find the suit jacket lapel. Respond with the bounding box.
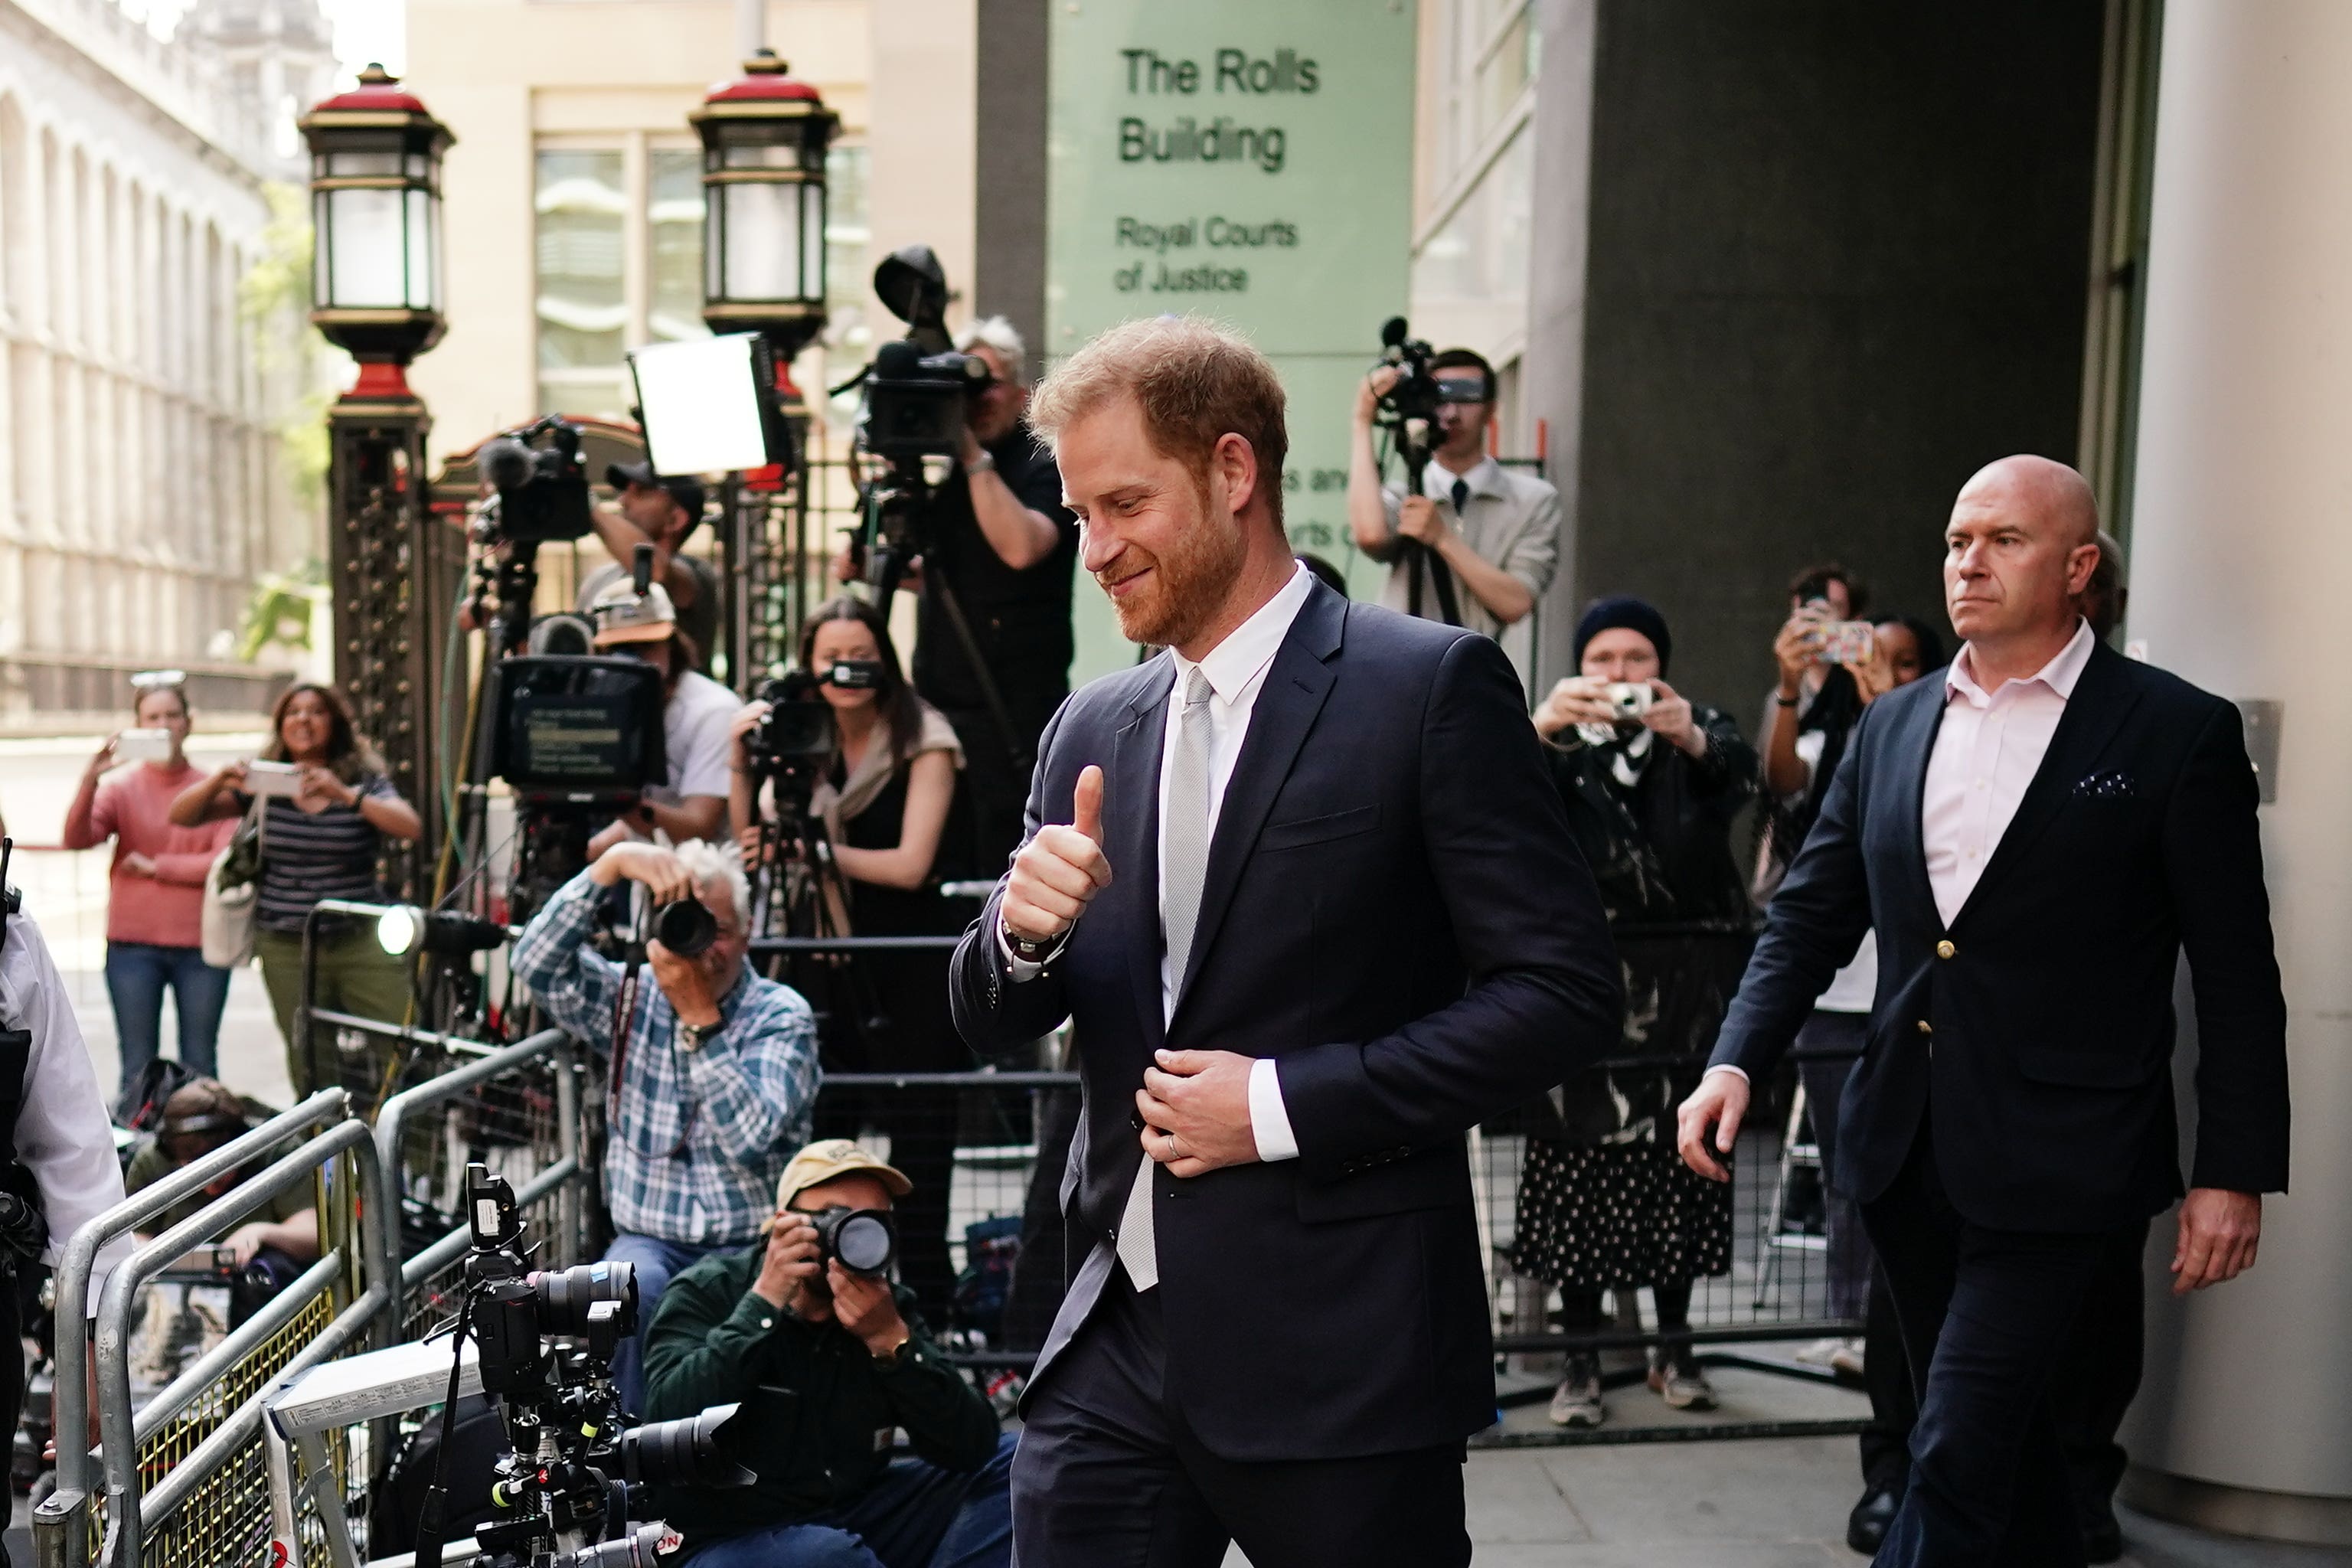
[1953,642,2139,928]
[1170,586,1345,1024]
[1886,682,1945,927]
[1111,659,1174,1052]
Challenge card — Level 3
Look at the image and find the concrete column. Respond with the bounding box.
[2117,0,2352,1544]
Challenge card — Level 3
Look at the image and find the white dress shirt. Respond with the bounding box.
[1707,619,2096,1087]
[5,910,133,1307]
[1004,565,1316,1162]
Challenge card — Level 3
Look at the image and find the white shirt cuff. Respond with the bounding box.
[995,913,1068,982]
[1249,1057,1299,1163]
[1702,1063,1750,1085]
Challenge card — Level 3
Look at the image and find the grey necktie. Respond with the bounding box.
[1118,665,1215,1289]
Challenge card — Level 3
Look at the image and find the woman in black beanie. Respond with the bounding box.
[1520,596,1757,1429]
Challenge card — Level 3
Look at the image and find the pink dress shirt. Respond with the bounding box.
[1919,619,2096,926]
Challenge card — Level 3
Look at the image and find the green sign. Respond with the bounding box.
[1047,0,1419,681]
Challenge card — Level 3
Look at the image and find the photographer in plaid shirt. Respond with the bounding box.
[513,838,821,1414]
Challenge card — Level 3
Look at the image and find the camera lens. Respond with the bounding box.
[560,1522,680,1568]
[655,897,717,958]
[531,1260,638,1337]
[814,1208,897,1277]
[619,1403,755,1488]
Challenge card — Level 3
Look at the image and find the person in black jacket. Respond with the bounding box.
[1677,456,2289,1568]
[949,316,1620,1567]
[1520,596,1757,1426]
[641,1139,1011,1567]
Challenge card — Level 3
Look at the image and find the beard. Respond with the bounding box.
[1098,476,1250,648]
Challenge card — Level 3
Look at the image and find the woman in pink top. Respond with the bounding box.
[62,677,237,1082]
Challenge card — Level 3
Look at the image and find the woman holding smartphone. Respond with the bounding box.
[171,681,423,1096]
[63,673,237,1084]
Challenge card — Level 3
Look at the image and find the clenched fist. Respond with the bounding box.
[1002,764,1112,946]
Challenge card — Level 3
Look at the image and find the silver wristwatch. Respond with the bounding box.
[964,449,996,474]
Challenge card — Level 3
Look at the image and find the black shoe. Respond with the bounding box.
[1847,1483,1901,1555]
[2079,1496,2124,1564]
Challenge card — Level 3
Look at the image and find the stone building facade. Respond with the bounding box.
[0,0,331,726]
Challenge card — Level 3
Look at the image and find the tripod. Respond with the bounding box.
[1385,415,1463,627]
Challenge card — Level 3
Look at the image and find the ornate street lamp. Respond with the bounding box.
[691,50,838,690]
[300,62,453,387]
[296,64,462,898]
[691,50,837,357]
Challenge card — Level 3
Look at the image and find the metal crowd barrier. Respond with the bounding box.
[34,1089,394,1568]
[371,1025,590,1337]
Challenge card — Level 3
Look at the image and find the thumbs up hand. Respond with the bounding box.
[1004,765,1114,946]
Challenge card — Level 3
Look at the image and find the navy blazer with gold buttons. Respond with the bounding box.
[1712,638,2291,1233]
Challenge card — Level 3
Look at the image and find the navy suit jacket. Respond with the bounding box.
[949,582,1621,1461]
[1712,640,2290,1233]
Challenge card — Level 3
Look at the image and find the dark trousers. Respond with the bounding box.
[1860,1127,2104,1568]
[1012,1270,1471,1568]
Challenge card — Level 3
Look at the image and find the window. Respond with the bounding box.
[535,148,627,417]
[647,148,707,345]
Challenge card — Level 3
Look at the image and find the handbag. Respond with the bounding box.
[200,797,267,968]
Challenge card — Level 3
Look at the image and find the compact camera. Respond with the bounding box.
[1606,681,1655,720]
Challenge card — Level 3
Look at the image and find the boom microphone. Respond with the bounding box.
[477,438,535,492]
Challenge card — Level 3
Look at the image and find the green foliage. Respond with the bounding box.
[240,558,328,662]
[239,181,313,341]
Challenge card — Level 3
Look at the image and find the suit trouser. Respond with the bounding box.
[1860,1125,2104,1568]
[1011,1267,1470,1568]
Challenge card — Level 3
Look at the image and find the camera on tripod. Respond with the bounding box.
[434,1164,756,1568]
[475,416,596,544]
[845,246,997,602]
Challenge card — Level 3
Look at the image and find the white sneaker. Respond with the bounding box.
[1793,1337,1845,1367]
[1547,1357,1606,1428]
[1828,1338,1867,1379]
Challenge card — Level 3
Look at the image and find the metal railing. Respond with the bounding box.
[34,1091,396,1568]
[371,1024,590,1335]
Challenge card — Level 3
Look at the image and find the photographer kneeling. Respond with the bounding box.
[730,596,970,1322]
[642,1139,1011,1568]
[586,577,741,854]
[126,1078,319,1325]
[511,838,819,1415]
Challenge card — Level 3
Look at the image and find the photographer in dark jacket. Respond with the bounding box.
[837,317,1078,876]
[642,1139,1011,1568]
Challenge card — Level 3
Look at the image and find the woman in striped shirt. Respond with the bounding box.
[172,682,423,1096]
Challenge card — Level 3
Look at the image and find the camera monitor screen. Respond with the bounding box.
[492,655,668,797]
[627,333,792,478]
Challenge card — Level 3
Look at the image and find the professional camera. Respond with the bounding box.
[806,1204,897,1278]
[410,1165,755,1568]
[1365,315,1471,626]
[741,669,838,798]
[476,416,596,544]
[652,897,717,959]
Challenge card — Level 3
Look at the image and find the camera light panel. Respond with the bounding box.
[628,333,787,477]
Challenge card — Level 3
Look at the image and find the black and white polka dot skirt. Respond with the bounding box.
[1511,1135,1733,1292]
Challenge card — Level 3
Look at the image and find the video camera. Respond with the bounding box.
[1367,315,1472,626]
[475,416,596,545]
[417,1165,755,1568]
[847,246,995,602]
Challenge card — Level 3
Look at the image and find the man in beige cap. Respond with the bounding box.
[639,1138,1012,1567]
[586,576,743,854]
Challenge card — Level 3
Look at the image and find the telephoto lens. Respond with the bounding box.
[654,897,717,959]
[619,1402,756,1488]
[531,1259,639,1336]
[560,1521,682,1567]
[809,1206,898,1276]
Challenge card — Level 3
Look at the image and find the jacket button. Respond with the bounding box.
[1936,939,1956,959]
[1915,1020,1932,1036]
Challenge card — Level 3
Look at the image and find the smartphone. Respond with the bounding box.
[116,729,173,765]
[1818,622,1877,665]
[246,759,302,798]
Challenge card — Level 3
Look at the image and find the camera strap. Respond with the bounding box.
[609,960,644,1124]
[410,1291,475,1568]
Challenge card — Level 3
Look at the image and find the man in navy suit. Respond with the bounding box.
[949,316,1621,1566]
[1679,456,2290,1566]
